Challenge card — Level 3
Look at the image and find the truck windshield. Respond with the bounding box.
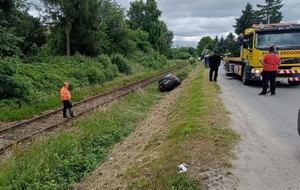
[255,31,300,50]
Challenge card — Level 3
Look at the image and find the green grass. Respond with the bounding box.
[0,85,163,189]
[0,63,237,190]
[0,60,180,122]
[123,64,240,189]
[0,64,193,190]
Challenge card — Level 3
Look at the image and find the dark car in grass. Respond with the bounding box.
[158,73,181,92]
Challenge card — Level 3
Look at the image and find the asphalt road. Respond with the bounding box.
[218,66,300,190]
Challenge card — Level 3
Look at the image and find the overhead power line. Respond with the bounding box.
[283,2,300,13]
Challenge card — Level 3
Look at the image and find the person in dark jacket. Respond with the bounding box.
[238,33,244,49]
[209,51,221,82]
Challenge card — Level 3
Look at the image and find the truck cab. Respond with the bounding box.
[225,23,300,85]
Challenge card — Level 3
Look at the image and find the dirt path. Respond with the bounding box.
[71,80,184,189]
[71,65,244,190]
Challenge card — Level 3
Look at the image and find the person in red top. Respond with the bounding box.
[259,46,281,95]
[60,82,75,118]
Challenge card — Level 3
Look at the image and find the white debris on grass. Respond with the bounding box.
[178,163,188,173]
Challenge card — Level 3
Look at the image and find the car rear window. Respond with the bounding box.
[159,78,170,84]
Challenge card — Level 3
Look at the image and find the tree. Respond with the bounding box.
[129,28,152,53]
[43,0,149,56]
[126,0,173,54]
[42,0,103,56]
[218,36,226,55]
[224,32,239,56]
[172,47,192,59]
[0,24,23,57]
[256,0,283,24]
[158,21,174,55]
[72,0,106,56]
[196,36,213,56]
[213,36,219,50]
[16,12,47,56]
[0,0,24,57]
[127,0,146,30]
[42,0,74,56]
[84,0,129,55]
[233,3,256,35]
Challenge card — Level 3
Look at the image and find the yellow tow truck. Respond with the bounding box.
[224,23,300,85]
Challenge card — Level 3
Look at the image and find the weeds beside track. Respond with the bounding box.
[0,64,185,154]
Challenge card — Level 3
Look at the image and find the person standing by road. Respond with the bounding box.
[209,50,221,82]
[204,54,210,68]
[60,82,75,118]
[258,46,281,95]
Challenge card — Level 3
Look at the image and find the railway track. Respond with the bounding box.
[0,64,185,154]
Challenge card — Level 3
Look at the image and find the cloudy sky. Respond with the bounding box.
[27,0,300,47]
[115,0,300,47]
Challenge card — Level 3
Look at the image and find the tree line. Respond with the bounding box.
[0,0,173,58]
[196,0,283,57]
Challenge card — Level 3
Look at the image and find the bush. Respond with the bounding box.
[153,52,168,68]
[70,69,88,83]
[134,51,168,69]
[104,63,119,80]
[6,75,35,103]
[111,54,132,75]
[0,59,15,90]
[73,52,87,64]
[139,55,158,69]
[0,58,35,103]
[176,52,191,59]
[96,54,111,68]
[86,67,106,85]
[188,57,196,64]
[0,50,172,121]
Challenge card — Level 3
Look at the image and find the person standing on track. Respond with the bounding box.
[209,50,221,82]
[60,82,75,118]
[258,46,281,95]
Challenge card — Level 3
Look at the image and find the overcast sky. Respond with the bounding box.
[28,0,300,48]
[115,0,300,47]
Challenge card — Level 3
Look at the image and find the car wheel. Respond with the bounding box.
[225,63,230,76]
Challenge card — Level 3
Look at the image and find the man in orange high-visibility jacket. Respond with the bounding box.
[60,82,75,118]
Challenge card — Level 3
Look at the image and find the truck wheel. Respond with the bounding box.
[288,81,300,86]
[225,63,232,76]
[242,67,250,85]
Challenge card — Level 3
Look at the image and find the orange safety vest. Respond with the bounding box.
[60,86,71,101]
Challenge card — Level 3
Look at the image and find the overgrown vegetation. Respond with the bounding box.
[123,64,239,189]
[0,65,192,189]
[0,0,178,122]
[0,54,176,122]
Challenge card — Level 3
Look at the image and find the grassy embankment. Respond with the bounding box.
[123,64,240,189]
[0,58,182,122]
[0,64,194,189]
[0,63,239,189]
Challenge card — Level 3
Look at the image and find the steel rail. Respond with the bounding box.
[0,64,185,154]
[0,64,184,134]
